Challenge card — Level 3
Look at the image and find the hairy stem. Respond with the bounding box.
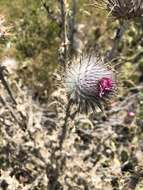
[59,98,73,149]
[105,21,127,62]
[59,0,69,69]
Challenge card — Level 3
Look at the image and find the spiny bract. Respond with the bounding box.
[65,55,117,113]
[94,0,143,20]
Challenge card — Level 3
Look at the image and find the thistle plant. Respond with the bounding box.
[65,55,117,113]
[59,54,117,148]
[93,0,143,61]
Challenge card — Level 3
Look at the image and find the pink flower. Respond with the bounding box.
[127,111,135,117]
[98,77,113,98]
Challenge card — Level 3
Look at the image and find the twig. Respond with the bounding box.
[0,95,20,126]
[105,21,127,62]
[0,65,17,105]
[22,173,45,190]
[41,0,60,24]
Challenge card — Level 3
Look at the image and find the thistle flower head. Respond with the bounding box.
[94,0,143,20]
[65,55,117,113]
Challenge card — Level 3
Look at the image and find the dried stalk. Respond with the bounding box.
[69,0,77,56]
[105,21,127,62]
[0,66,17,105]
[41,0,60,24]
[59,0,69,69]
[0,95,19,124]
[59,98,73,149]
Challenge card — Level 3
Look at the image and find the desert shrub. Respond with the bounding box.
[0,0,60,96]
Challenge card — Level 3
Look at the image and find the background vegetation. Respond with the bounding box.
[0,0,143,189]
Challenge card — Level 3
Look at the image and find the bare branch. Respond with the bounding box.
[41,0,61,24]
